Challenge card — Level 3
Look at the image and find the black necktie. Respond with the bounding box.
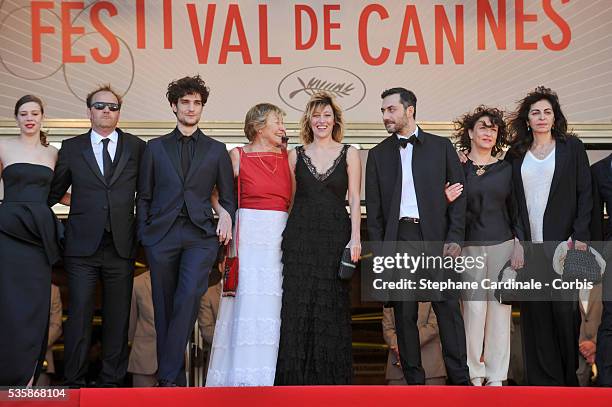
[398,134,418,149]
[102,138,112,181]
[181,136,193,177]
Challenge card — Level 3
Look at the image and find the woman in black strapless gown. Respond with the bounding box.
[0,95,63,385]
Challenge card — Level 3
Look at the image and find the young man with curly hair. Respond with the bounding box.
[137,75,235,386]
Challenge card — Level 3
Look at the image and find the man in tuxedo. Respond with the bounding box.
[365,87,470,385]
[48,85,146,387]
[590,155,612,387]
[137,75,235,387]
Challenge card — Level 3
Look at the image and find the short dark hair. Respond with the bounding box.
[508,86,573,157]
[453,106,508,157]
[381,87,417,118]
[166,75,210,106]
[207,244,227,285]
[216,244,226,265]
[86,84,122,108]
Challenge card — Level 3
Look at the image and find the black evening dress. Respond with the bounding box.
[275,145,353,385]
[0,163,63,385]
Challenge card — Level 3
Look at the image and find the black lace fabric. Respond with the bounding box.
[298,145,349,182]
[275,145,353,385]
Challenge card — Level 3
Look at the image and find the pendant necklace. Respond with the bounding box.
[255,151,279,174]
[475,164,487,176]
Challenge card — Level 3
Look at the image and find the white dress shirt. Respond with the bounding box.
[398,128,420,219]
[90,129,118,176]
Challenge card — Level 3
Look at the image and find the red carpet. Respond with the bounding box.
[2,386,611,407]
[83,386,612,407]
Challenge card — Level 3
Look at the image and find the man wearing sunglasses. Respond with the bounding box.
[48,85,146,387]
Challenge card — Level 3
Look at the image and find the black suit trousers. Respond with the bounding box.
[393,221,470,385]
[63,232,134,386]
[145,217,218,386]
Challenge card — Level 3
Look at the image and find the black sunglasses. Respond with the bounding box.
[91,102,121,111]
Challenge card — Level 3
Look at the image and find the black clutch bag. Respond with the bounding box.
[338,248,357,280]
[494,261,522,305]
[563,247,601,284]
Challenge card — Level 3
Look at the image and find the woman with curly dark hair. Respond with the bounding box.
[505,86,591,386]
[447,106,524,386]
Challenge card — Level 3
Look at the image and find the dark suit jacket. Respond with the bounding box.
[365,129,466,245]
[48,129,145,259]
[136,128,235,247]
[505,136,592,254]
[591,154,612,242]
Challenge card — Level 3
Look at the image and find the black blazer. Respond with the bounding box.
[48,129,146,259]
[590,154,612,242]
[365,129,466,245]
[505,136,592,253]
[136,128,235,247]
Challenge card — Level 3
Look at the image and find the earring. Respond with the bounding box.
[527,125,531,132]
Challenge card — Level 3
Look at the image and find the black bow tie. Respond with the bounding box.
[398,134,418,148]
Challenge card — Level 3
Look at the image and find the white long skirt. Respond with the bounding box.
[206,208,287,386]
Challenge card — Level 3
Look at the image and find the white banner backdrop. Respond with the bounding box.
[1,0,611,122]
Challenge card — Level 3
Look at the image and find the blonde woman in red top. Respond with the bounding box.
[207,103,291,386]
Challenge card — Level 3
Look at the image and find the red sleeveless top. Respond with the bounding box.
[238,147,292,212]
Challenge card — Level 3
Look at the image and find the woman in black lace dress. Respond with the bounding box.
[0,95,64,385]
[275,92,362,385]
